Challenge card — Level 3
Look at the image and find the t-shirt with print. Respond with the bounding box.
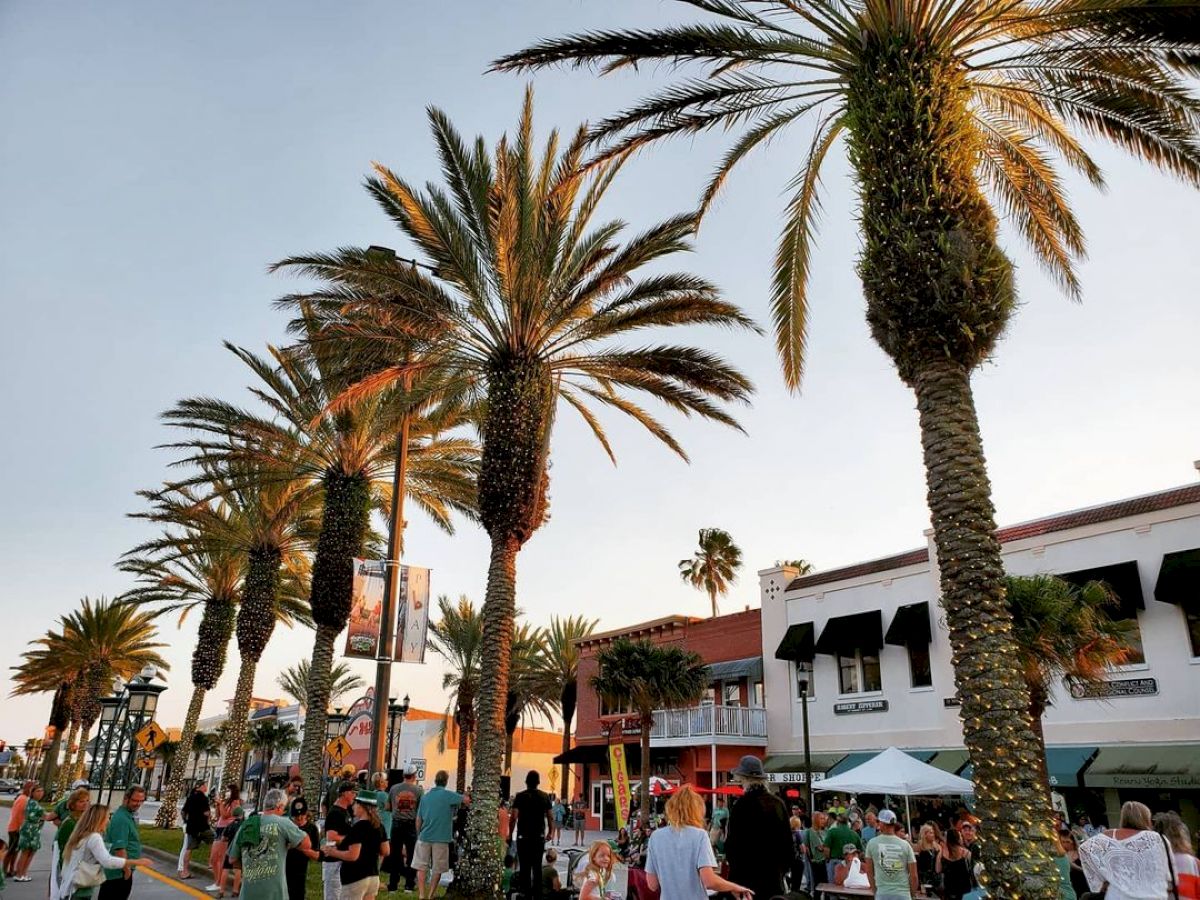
[103,806,143,880]
[338,819,383,885]
[388,783,423,824]
[230,814,306,900]
[645,824,717,900]
[866,833,916,898]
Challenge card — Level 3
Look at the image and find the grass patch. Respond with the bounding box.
[140,826,186,855]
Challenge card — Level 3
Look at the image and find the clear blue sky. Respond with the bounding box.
[2,1,1198,743]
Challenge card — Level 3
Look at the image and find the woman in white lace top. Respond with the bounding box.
[1079,801,1174,900]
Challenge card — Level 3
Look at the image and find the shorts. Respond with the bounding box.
[411,841,449,872]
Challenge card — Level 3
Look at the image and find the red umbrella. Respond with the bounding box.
[714,785,744,796]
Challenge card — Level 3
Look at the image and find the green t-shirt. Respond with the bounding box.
[103,806,142,880]
[825,823,861,860]
[806,827,828,863]
[230,814,306,900]
[375,790,392,833]
[866,833,915,897]
[416,786,462,844]
[55,816,77,872]
[55,798,70,822]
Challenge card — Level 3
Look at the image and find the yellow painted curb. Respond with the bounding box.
[142,867,215,900]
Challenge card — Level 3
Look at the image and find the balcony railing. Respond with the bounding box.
[650,704,767,740]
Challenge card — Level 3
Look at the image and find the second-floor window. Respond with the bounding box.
[722,682,741,706]
[838,649,882,694]
[794,661,815,699]
[599,695,631,716]
[1187,605,1200,659]
[907,643,933,688]
[753,680,765,707]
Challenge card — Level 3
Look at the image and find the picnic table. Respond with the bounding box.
[815,883,936,899]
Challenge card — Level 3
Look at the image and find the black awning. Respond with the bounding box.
[706,656,763,682]
[885,602,933,646]
[815,610,884,656]
[1155,549,1200,606]
[554,744,609,765]
[1059,561,1144,617]
[774,622,815,662]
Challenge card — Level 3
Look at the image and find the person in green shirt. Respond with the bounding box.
[230,789,310,900]
[864,810,919,900]
[53,788,93,887]
[371,773,392,836]
[709,797,729,854]
[806,811,830,885]
[98,785,147,900]
[824,812,862,860]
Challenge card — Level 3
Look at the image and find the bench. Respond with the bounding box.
[815,884,936,899]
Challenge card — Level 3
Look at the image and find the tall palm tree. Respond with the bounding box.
[274,91,755,894]
[427,594,484,792]
[163,332,478,795]
[135,459,318,790]
[16,598,169,785]
[9,657,77,793]
[591,639,708,821]
[503,623,555,774]
[1006,574,1137,799]
[120,513,243,827]
[497,5,1200,893]
[276,659,366,708]
[152,738,179,799]
[537,615,598,802]
[679,528,743,617]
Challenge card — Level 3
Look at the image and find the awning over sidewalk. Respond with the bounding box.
[1083,744,1200,789]
[1155,549,1200,606]
[929,749,970,775]
[764,751,846,775]
[554,744,608,765]
[961,746,1097,788]
[826,749,937,777]
[1059,561,1144,617]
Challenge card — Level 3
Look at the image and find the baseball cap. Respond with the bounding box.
[403,764,418,777]
[289,798,309,816]
[877,809,897,825]
[70,779,89,790]
[843,845,860,855]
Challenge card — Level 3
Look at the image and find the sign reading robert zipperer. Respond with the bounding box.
[833,699,889,715]
[1070,677,1158,700]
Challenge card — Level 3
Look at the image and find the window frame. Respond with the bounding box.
[906,642,933,689]
[836,648,884,696]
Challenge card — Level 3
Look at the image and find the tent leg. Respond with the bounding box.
[905,795,911,834]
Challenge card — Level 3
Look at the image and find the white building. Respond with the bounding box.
[760,481,1200,833]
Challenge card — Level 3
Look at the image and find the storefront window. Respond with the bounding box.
[907,643,933,687]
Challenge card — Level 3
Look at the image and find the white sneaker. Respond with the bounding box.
[205,885,220,892]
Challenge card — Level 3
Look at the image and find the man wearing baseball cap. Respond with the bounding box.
[322,781,357,900]
[863,809,918,900]
[386,765,423,893]
[286,798,320,900]
[833,844,871,889]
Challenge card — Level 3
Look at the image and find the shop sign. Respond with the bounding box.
[768,771,825,784]
[943,697,961,708]
[1088,772,1200,789]
[834,699,889,715]
[1070,677,1158,700]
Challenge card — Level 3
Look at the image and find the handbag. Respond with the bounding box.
[73,844,108,890]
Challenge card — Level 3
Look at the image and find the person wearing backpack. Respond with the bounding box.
[57,805,155,900]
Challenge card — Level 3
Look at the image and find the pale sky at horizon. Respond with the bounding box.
[2,1,1198,745]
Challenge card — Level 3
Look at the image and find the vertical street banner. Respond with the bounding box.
[394,565,431,663]
[608,743,632,831]
[345,559,387,658]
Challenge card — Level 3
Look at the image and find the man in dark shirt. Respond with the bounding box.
[180,780,211,878]
[322,781,356,900]
[509,771,554,900]
[386,765,423,892]
[724,756,793,900]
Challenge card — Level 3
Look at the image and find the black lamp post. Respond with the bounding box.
[89,671,166,806]
[798,672,813,816]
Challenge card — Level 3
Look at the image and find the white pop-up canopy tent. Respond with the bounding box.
[813,746,974,830]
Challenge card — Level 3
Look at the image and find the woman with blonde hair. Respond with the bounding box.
[58,805,154,900]
[1079,801,1174,899]
[51,788,93,896]
[645,785,753,900]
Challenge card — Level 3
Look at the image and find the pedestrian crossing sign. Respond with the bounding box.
[135,721,168,753]
[326,736,352,763]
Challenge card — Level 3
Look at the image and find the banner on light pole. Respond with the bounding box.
[394,565,431,663]
[346,559,431,661]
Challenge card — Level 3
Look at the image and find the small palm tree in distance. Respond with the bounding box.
[680,528,743,617]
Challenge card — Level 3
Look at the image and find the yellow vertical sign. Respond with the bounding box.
[608,743,632,831]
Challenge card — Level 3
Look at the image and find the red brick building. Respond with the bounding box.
[561,610,767,830]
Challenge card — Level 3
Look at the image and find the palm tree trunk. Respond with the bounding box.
[157,687,206,828]
[221,659,258,790]
[912,360,1061,898]
[457,536,519,897]
[560,685,576,805]
[708,588,718,619]
[454,697,473,792]
[73,717,96,784]
[56,719,80,794]
[299,623,340,802]
[639,715,652,823]
[1028,688,1054,807]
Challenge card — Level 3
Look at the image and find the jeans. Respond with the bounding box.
[388,820,418,891]
[322,861,342,900]
[515,836,546,900]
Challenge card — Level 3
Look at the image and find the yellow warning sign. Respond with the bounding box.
[326,736,352,763]
[135,721,168,753]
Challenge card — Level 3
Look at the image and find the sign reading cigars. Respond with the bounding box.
[608,744,632,831]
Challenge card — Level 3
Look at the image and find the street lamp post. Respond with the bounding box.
[798,674,813,816]
[89,672,166,806]
[387,695,410,770]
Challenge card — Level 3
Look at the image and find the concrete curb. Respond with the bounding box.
[142,844,214,881]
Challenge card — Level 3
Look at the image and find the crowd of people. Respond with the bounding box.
[5,762,1199,900]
